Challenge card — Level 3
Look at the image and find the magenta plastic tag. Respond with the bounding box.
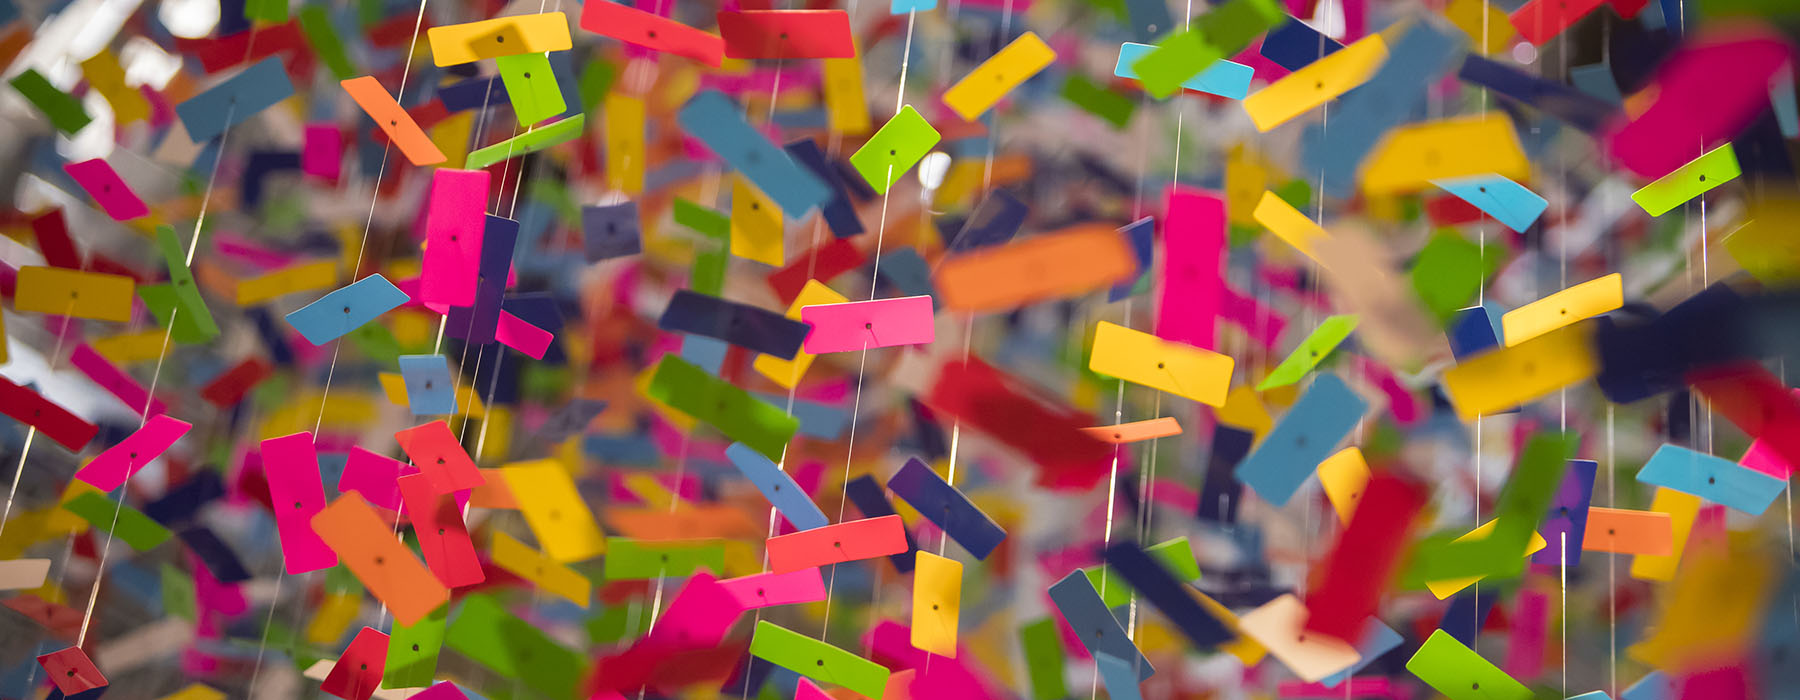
[718,567,827,609]
[799,295,935,353]
[302,123,341,181]
[339,446,413,512]
[75,414,191,491]
[1603,30,1795,178]
[63,158,149,221]
[496,310,553,359]
[420,169,490,307]
[70,344,167,417]
[261,432,339,574]
[412,682,471,700]
[1156,187,1225,350]
[644,572,744,651]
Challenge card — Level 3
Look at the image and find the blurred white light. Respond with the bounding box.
[918,151,951,190]
[1511,41,1538,65]
[159,0,219,39]
[121,37,181,89]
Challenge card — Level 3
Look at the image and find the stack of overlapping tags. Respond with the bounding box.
[0,0,1794,696]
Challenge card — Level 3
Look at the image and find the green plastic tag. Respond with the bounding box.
[1630,143,1741,217]
[1020,617,1069,700]
[466,114,585,170]
[602,537,726,580]
[300,6,355,80]
[445,594,588,699]
[1409,231,1497,325]
[849,105,942,194]
[1131,0,1281,99]
[646,355,799,459]
[63,491,171,551]
[161,563,196,621]
[578,58,617,115]
[384,604,446,689]
[12,69,91,134]
[675,198,730,239]
[1060,74,1136,129]
[1405,629,1534,700]
[245,0,288,24]
[155,225,221,339]
[749,620,891,699]
[1405,431,1574,583]
[1258,315,1360,390]
[347,322,401,365]
[497,52,567,127]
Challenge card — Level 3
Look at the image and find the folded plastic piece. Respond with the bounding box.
[944,32,1056,120]
[1630,488,1701,581]
[766,515,908,572]
[501,460,607,562]
[1359,113,1529,195]
[725,442,827,530]
[678,90,829,215]
[152,226,219,339]
[63,159,148,220]
[886,457,1005,559]
[444,594,587,699]
[749,621,890,699]
[341,76,446,165]
[850,105,942,194]
[1410,432,1574,584]
[1319,618,1403,687]
[426,12,570,66]
[1115,43,1252,99]
[1406,629,1534,700]
[717,10,853,59]
[1234,374,1367,506]
[397,472,484,588]
[1630,143,1740,217]
[1258,315,1357,390]
[1690,363,1800,475]
[312,493,448,626]
[1637,443,1785,515]
[1090,321,1234,405]
[284,274,409,346]
[38,647,106,696]
[1243,33,1386,131]
[645,355,799,459]
[800,295,934,353]
[176,57,295,143]
[262,432,339,574]
[464,114,583,170]
[1128,0,1283,98]
[719,567,827,609]
[1047,571,1155,680]
[1433,174,1548,232]
[659,289,810,360]
[579,0,723,66]
[1238,594,1360,682]
[321,626,387,700]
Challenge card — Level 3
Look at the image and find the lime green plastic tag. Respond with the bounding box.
[602,537,727,580]
[749,621,890,699]
[383,604,446,689]
[1258,315,1360,390]
[497,52,567,127]
[849,105,942,194]
[63,491,171,551]
[646,355,799,459]
[466,114,585,170]
[1405,629,1534,700]
[445,594,588,699]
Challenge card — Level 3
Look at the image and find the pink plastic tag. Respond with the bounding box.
[1502,589,1547,682]
[1603,29,1795,178]
[302,123,342,181]
[863,620,1002,700]
[718,567,827,609]
[397,471,484,588]
[1156,187,1225,350]
[321,626,388,700]
[413,683,471,700]
[63,158,149,221]
[75,414,192,491]
[261,432,340,574]
[1276,679,1400,700]
[420,169,489,307]
[339,446,413,512]
[799,295,935,353]
[70,344,167,417]
[496,310,554,359]
[189,550,246,617]
[644,572,744,651]
[1742,439,1791,479]
[794,679,831,700]
[395,421,485,494]
[1220,285,1287,350]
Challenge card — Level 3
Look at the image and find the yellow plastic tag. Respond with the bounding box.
[730,176,784,266]
[304,591,363,645]
[1215,385,1274,442]
[753,280,849,389]
[1242,33,1388,132]
[1252,191,1329,266]
[15,266,135,322]
[1724,195,1800,283]
[502,459,608,562]
[1628,536,1774,670]
[1316,447,1370,525]
[1224,147,1271,226]
[1441,321,1597,421]
[1425,520,1549,599]
[1193,587,1267,665]
[822,48,871,135]
[80,50,150,124]
[942,31,1055,122]
[1629,488,1701,582]
[604,92,645,195]
[911,551,963,657]
[1445,0,1515,55]
[235,260,339,305]
[1237,594,1361,682]
[491,530,592,607]
[92,330,172,364]
[157,685,226,700]
[1500,273,1622,347]
[1359,112,1529,195]
[1089,321,1234,405]
[427,12,572,66]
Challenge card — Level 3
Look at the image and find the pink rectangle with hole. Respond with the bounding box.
[420,169,489,307]
[261,431,339,574]
[800,295,934,353]
[1156,186,1225,351]
[69,344,166,417]
[718,567,827,609]
[302,123,342,181]
[63,158,149,221]
[497,310,553,359]
[75,414,191,491]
